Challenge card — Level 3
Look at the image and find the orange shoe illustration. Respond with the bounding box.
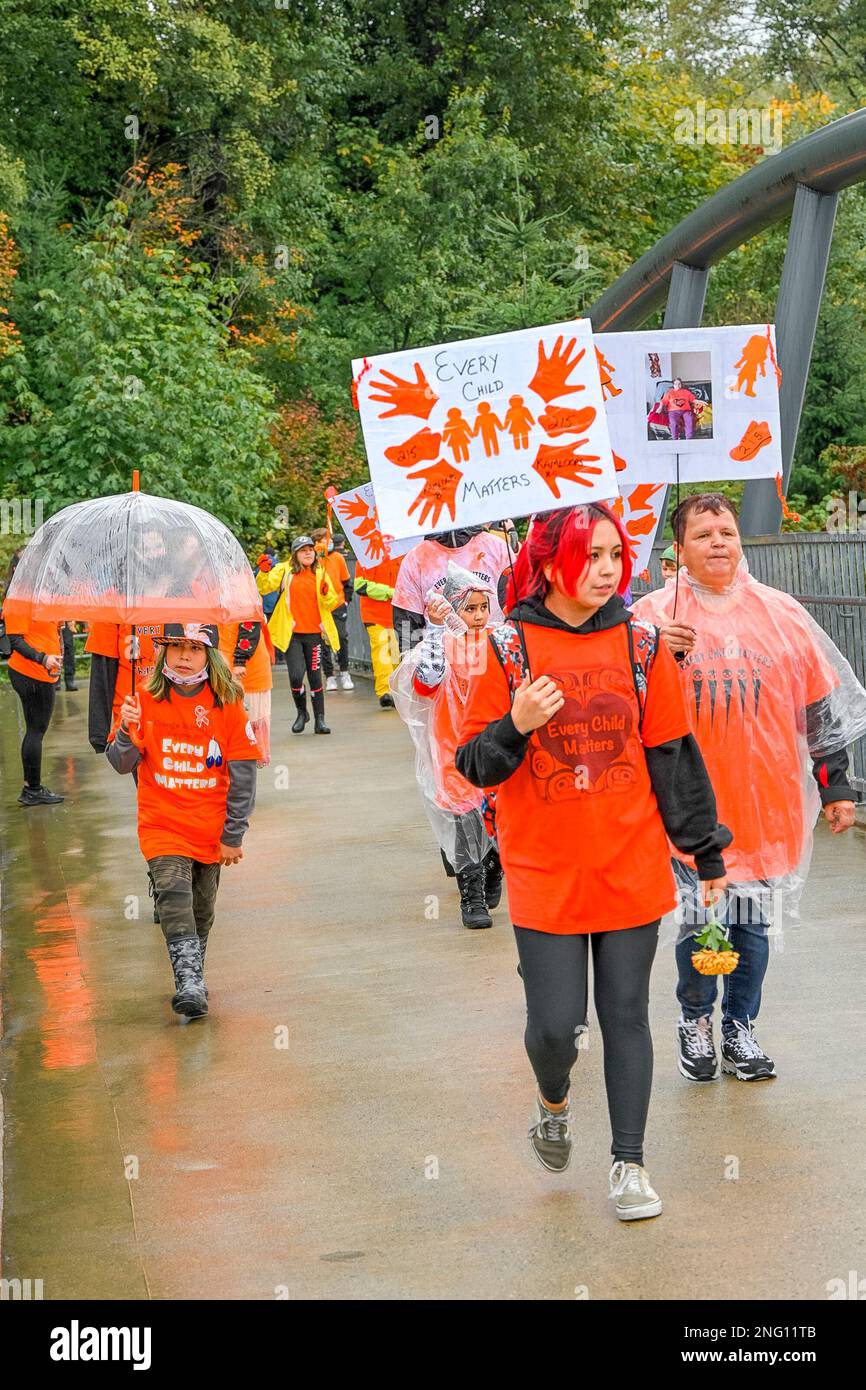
[730,420,772,462]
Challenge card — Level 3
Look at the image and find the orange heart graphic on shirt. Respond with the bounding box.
[535,691,633,784]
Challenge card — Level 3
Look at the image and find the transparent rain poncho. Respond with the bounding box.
[390,563,496,872]
[632,558,866,937]
[3,490,262,627]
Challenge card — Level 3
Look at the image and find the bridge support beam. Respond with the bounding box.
[740,183,839,536]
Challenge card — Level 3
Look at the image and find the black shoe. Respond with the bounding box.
[18,785,65,806]
[379,694,395,708]
[677,1013,719,1082]
[64,683,79,692]
[314,717,331,734]
[456,864,492,929]
[291,707,309,734]
[721,1019,776,1080]
[199,934,209,1000]
[166,936,208,1018]
[483,849,504,909]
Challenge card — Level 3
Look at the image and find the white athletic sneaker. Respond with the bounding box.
[608,1161,663,1221]
[325,675,339,691]
[340,672,354,690]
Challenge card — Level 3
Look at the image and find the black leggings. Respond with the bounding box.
[285,632,325,716]
[322,606,349,675]
[514,921,659,1165]
[9,668,57,788]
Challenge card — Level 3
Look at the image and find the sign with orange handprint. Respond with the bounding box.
[608,482,666,577]
[353,319,617,538]
[331,483,420,565]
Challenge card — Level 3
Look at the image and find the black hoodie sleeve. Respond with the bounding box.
[644,734,732,880]
[88,654,119,753]
[8,633,48,665]
[392,604,426,654]
[455,710,529,787]
[805,697,857,804]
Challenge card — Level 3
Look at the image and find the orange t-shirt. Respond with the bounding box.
[324,551,350,600]
[86,623,160,731]
[129,685,259,863]
[660,388,697,412]
[632,579,837,880]
[357,557,402,628]
[5,617,62,683]
[218,623,273,694]
[459,621,692,933]
[288,568,322,635]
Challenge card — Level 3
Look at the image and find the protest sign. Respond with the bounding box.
[594,325,782,484]
[609,483,667,581]
[330,482,420,565]
[353,321,618,539]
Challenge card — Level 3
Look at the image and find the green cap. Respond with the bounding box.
[661,545,677,563]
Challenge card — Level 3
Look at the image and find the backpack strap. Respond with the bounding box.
[625,616,659,731]
[488,622,527,699]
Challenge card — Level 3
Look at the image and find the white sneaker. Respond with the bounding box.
[608,1161,663,1221]
[325,676,339,691]
[340,672,354,690]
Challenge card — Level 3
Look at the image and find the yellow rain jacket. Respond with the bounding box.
[256,560,342,654]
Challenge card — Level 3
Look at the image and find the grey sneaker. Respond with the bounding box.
[609,1161,663,1221]
[529,1093,572,1172]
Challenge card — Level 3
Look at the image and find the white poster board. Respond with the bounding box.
[594,325,782,484]
[353,321,618,540]
[609,483,667,581]
[330,483,419,566]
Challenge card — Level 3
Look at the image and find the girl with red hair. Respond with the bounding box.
[457,502,730,1221]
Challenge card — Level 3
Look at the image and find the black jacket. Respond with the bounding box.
[455,592,731,880]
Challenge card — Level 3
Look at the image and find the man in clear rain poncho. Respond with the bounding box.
[632,492,866,1084]
[391,561,502,930]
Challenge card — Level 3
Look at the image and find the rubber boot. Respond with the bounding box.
[291,693,309,734]
[312,688,330,735]
[166,936,208,1018]
[456,864,493,929]
[483,847,504,910]
[198,932,210,1000]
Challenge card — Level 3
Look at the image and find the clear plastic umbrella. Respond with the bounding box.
[4,486,263,631]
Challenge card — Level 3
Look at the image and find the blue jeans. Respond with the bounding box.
[672,860,769,1032]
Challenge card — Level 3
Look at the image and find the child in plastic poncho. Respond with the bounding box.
[391,561,503,930]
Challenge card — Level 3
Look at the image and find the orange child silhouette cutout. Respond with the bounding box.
[472,401,505,458]
[503,395,535,449]
[441,407,474,463]
[732,335,770,398]
[595,346,622,400]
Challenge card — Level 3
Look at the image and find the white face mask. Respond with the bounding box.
[162,658,208,687]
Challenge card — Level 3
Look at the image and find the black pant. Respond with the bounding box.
[321,606,349,675]
[286,632,325,719]
[9,668,57,788]
[514,921,659,1164]
[62,627,76,686]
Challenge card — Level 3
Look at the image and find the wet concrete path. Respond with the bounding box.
[1,676,865,1300]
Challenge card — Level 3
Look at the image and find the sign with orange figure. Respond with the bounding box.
[593,324,782,485]
[352,321,617,539]
[331,483,420,566]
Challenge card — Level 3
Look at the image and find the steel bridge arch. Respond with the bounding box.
[586,107,866,535]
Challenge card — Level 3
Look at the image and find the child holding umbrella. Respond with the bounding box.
[456,503,730,1220]
[107,622,259,1019]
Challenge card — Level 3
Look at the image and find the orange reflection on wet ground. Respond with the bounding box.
[27,896,97,1071]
